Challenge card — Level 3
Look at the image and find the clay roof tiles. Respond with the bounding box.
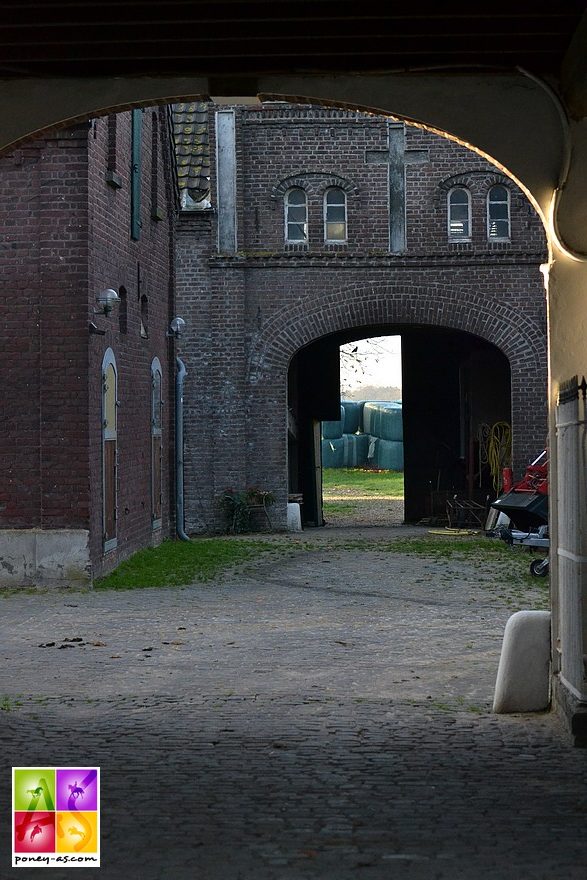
[172,102,211,210]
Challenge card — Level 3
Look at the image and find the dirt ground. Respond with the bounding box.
[322,492,405,527]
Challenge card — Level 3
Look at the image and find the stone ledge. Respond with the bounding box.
[209,250,546,268]
[552,674,587,747]
[0,529,91,589]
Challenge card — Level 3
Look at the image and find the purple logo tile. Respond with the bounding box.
[56,769,98,811]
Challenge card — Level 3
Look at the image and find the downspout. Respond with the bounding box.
[175,357,190,541]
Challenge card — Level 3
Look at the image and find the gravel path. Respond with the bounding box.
[323,496,405,527]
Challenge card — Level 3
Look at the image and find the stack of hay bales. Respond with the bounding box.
[321,400,403,470]
[362,402,403,470]
[321,404,346,468]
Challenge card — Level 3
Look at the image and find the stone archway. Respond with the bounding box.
[249,281,545,380]
[245,281,547,526]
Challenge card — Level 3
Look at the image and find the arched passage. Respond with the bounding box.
[288,327,513,527]
[245,282,546,526]
[249,283,546,377]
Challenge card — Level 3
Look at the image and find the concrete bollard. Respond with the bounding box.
[493,610,551,713]
[287,502,302,531]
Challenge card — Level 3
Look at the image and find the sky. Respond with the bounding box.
[340,335,402,391]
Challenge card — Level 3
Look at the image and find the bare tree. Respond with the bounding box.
[340,336,402,397]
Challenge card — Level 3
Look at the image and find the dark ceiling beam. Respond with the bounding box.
[561,11,587,117]
[1,2,584,20]
[0,4,584,80]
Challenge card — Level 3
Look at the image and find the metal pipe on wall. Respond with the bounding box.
[175,357,190,541]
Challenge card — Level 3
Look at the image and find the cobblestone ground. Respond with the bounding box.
[0,530,585,879]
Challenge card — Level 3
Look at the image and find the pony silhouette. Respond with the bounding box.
[68,781,84,800]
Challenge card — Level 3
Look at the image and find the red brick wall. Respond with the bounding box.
[0,127,90,531]
[0,108,176,578]
[86,108,176,576]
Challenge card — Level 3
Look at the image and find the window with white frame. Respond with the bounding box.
[285,188,308,243]
[487,185,510,240]
[324,187,347,242]
[447,187,471,239]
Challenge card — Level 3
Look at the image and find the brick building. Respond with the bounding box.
[0,100,549,585]
[0,108,178,585]
[175,103,548,530]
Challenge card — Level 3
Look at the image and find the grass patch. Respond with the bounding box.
[384,536,512,559]
[322,468,404,499]
[0,695,22,712]
[323,501,359,515]
[94,537,277,590]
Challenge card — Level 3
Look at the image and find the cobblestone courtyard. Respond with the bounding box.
[1,528,585,879]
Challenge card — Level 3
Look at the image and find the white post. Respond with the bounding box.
[215,109,237,253]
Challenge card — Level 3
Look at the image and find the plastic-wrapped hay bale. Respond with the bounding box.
[342,433,369,467]
[374,438,404,471]
[362,401,402,441]
[321,437,345,468]
[362,402,377,437]
[357,432,370,465]
[341,400,365,435]
[380,405,402,442]
[321,404,345,440]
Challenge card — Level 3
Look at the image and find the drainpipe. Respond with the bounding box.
[175,357,190,541]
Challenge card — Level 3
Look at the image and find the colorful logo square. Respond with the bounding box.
[14,811,56,853]
[13,769,56,812]
[56,768,98,811]
[56,811,99,853]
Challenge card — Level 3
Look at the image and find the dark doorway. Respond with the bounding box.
[402,328,511,523]
[288,326,511,527]
[288,336,341,527]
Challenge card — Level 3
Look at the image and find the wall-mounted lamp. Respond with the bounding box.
[168,317,186,338]
[94,288,121,316]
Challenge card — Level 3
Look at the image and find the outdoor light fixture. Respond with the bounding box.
[168,317,186,338]
[95,288,120,316]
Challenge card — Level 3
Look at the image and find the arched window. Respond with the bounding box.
[285,188,308,243]
[448,187,471,239]
[151,358,163,529]
[487,184,510,240]
[324,187,347,242]
[102,349,118,552]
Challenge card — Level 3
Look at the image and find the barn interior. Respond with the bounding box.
[288,327,511,527]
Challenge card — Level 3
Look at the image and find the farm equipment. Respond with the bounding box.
[489,452,549,577]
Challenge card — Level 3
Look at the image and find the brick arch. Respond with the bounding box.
[437,170,512,195]
[248,281,546,384]
[271,171,359,201]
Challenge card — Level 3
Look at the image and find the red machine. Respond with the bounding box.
[490,452,549,576]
